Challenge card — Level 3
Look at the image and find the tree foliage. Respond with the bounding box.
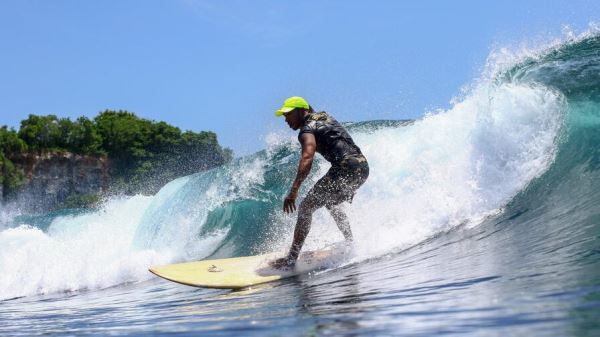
[0,126,27,197]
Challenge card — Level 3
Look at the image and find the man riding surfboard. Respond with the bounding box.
[270,96,369,269]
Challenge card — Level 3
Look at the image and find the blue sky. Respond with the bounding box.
[1,0,598,155]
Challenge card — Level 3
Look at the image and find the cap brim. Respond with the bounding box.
[275,106,295,117]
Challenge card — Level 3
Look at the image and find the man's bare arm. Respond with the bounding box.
[283,132,316,213]
[291,133,317,192]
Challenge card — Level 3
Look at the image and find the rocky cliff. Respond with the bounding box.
[8,152,109,211]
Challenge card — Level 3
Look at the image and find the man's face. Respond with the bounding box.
[284,109,303,130]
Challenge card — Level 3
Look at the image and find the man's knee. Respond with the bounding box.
[325,202,338,209]
[325,203,344,214]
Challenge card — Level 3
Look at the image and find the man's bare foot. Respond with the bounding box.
[269,257,296,270]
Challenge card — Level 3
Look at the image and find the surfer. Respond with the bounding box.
[270,96,369,269]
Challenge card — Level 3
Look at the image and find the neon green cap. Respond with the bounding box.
[275,96,309,117]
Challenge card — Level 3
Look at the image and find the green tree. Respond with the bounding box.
[0,126,27,198]
[18,114,62,150]
[94,110,152,165]
[0,126,27,155]
[0,152,25,198]
[64,117,103,154]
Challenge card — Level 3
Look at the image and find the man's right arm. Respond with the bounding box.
[283,132,316,213]
[291,133,317,192]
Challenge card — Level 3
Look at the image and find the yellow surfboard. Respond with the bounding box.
[149,244,350,289]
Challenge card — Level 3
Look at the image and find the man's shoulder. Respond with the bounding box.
[306,111,331,122]
[305,111,338,129]
[299,111,339,138]
[299,122,316,135]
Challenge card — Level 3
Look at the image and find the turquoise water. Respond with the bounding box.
[1,34,599,336]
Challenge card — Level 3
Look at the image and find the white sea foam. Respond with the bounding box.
[0,196,160,299]
[0,195,229,300]
[302,82,564,259]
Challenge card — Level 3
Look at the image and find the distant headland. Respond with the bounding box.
[0,110,232,211]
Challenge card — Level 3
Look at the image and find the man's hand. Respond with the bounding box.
[269,255,297,270]
[283,189,298,213]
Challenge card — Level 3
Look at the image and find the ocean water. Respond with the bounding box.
[1,32,599,336]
